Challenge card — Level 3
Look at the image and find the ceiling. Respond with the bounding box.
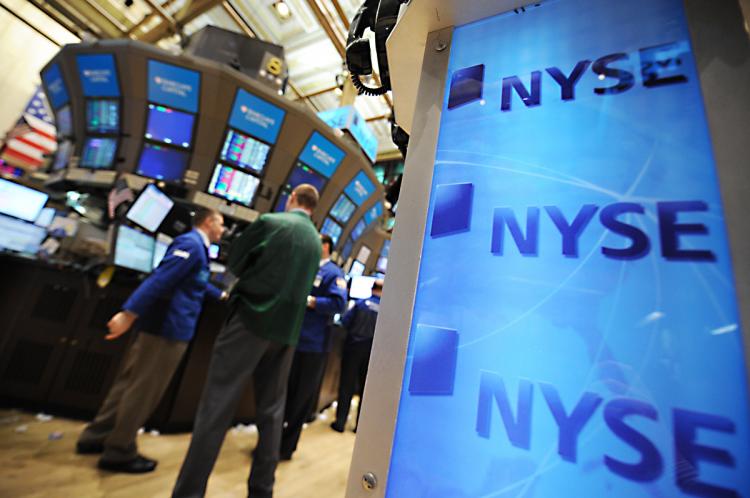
[25,0,401,160]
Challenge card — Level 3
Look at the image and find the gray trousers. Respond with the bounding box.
[172,313,294,498]
[77,332,188,462]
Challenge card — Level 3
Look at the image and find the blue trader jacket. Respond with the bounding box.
[295,260,348,353]
[342,294,381,345]
[122,229,222,341]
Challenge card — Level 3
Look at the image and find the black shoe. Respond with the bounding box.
[330,422,344,433]
[98,454,157,473]
[279,452,292,462]
[76,441,104,454]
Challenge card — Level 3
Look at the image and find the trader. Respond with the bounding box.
[173,184,322,498]
[331,279,383,433]
[76,208,226,473]
[280,233,347,461]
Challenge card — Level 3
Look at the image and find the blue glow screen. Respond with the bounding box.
[41,63,69,109]
[147,60,200,113]
[298,131,345,178]
[228,89,286,144]
[77,54,120,97]
[385,0,750,496]
[344,170,375,206]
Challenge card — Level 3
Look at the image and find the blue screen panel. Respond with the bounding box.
[228,89,286,144]
[220,129,271,173]
[77,54,120,97]
[342,237,354,260]
[364,202,383,225]
[351,218,366,240]
[348,110,378,162]
[114,225,154,273]
[81,137,117,169]
[0,214,47,254]
[344,170,376,206]
[329,194,356,224]
[207,164,260,206]
[145,104,195,148]
[41,63,69,109]
[274,163,328,212]
[385,1,750,497]
[136,143,189,182]
[147,60,200,113]
[0,179,48,222]
[298,131,345,178]
[321,217,342,246]
[56,105,72,136]
[86,99,119,134]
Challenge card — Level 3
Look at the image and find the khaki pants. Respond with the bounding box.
[77,332,188,462]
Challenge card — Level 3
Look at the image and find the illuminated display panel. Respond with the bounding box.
[219,129,271,173]
[86,99,119,134]
[144,104,195,148]
[56,105,72,136]
[136,143,190,182]
[126,184,174,233]
[329,194,356,224]
[80,137,117,169]
[321,217,342,246]
[114,224,154,273]
[207,164,260,206]
[275,162,328,212]
[0,179,48,222]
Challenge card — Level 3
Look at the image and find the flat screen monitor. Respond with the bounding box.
[376,256,388,273]
[349,260,365,278]
[56,105,72,136]
[86,99,119,134]
[220,129,271,174]
[207,164,260,206]
[114,224,155,273]
[321,217,343,246]
[136,142,190,182]
[126,184,174,233]
[144,104,195,148]
[0,178,48,222]
[0,214,47,254]
[152,232,173,270]
[330,194,356,224]
[342,237,354,260]
[351,218,366,240]
[209,243,220,260]
[35,207,56,228]
[350,275,376,300]
[274,162,328,212]
[81,137,117,169]
[52,141,73,171]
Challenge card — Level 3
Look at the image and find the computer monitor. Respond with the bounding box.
[144,104,195,148]
[56,105,72,136]
[349,275,376,300]
[152,233,173,270]
[209,243,220,260]
[86,99,119,134]
[81,137,117,169]
[114,224,155,273]
[0,214,47,254]
[330,194,356,224]
[376,256,388,273]
[342,237,354,260]
[34,207,56,228]
[274,162,328,212]
[321,217,343,246]
[219,129,271,174]
[0,178,49,222]
[126,184,175,233]
[351,218,366,240]
[52,141,73,171]
[207,164,260,206]
[136,142,190,182]
[348,260,365,278]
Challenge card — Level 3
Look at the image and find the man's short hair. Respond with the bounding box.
[320,233,334,253]
[293,184,319,211]
[193,207,221,227]
[373,279,384,293]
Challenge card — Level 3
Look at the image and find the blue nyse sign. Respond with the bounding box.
[147,60,200,113]
[228,89,286,144]
[386,0,750,497]
[77,54,120,97]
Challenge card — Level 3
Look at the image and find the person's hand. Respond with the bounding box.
[306,295,316,309]
[106,311,137,340]
[220,291,229,301]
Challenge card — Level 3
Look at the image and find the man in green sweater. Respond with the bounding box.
[172,184,322,498]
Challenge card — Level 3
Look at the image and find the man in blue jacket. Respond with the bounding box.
[76,207,226,474]
[331,279,382,433]
[279,233,347,460]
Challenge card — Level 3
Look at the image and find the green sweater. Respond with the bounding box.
[227,210,322,346]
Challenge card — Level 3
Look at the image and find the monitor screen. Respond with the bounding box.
[56,105,72,136]
[0,214,47,254]
[152,232,173,270]
[344,170,377,206]
[349,259,365,278]
[274,162,328,212]
[126,184,175,233]
[207,164,260,206]
[144,104,195,148]
[35,207,56,228]
[330,194,356,224]
[298,131,346,178]
[219,129,271,174]
[147,60,200,113]
[376,256,388,273]
[52,141,73,171]
[351,218,366,240]
[114,224,155,273]
[86,99,119,134]
[136,142,190,182]
[321,217,343,246]
[350,275,376,300]
[0,178,48,222]
[342,237,354,260]
[81,137,117,169]
[209,243,220,260]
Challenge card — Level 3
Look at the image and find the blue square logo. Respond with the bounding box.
[448,64,484,109]
[430,182,474,238]
[408,325,459,395]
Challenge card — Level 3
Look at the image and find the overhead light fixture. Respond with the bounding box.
[273,1,292,20]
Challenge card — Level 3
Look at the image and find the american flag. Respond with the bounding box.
[1,87,57,170]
